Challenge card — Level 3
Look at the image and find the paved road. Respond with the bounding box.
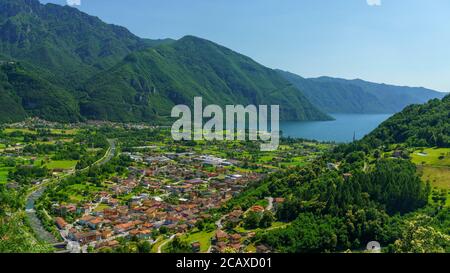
[24,139,116,248]
[158,235,176,253]
[266,197,274,211]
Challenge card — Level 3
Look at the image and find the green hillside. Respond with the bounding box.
[0,0,153,87]
[363,94,450,148]
[278,70,446,114]
[0,0,329,123]
[0,62,80,123]
[230,96,450,253]
[82,36,331,122]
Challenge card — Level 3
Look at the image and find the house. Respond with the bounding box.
[273,198,285,211]
[191,242,201,253]
[256,244,271,253]
[215,230,228,243]
[213,242,227,253]
[101,229,114,239]
[343,173,353,180]
[73,231,101,244]
[176,224,188,233]
[393,150,404,158]
[54,204,77,216]
[250,205,265,213]
[87,217,103,229]
[96,240,120,250]
[327,163,338,171]
[113,222,135,234]
[78,215,95,226]
[225,210,243,226]
[137,229,152,239]
[55,217,68,229]
[229,233,241,244]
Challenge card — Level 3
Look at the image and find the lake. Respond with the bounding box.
[280,114,392,143]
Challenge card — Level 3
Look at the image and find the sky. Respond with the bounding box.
[40,0,450,92]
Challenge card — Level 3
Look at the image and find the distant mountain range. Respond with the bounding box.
[277,70,447,114]
[0,0,445,124]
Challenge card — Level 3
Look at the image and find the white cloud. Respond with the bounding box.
[67,0,81,6]
[367,0,381,6]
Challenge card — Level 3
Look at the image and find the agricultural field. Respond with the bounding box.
[412,148,450,190]
[411,148,450,167]
[3,128,37,135]
[418,166,450,190]
[45,160,77,170]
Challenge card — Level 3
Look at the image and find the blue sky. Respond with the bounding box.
[40,0,450,92]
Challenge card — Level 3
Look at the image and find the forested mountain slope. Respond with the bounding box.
[278,70,446,114]
[0,0,329,123]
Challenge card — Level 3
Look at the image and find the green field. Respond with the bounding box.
[418,166,450,190]
[411,148,450,190]
[45,160,77,170]
[411,148,450,167]
[3,128,37,135]
[178,230,215,253]
[50,129,79,135]
[63,182,103,203]
[235,221,287,233]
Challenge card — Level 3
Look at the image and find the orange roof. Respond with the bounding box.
[55,217,68,227]
[251,205,264,212]
[216,230,228,239]
[90,218,103,225]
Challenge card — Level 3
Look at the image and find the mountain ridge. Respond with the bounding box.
[80,35,331,122]
[277,70,447,114]
[0,0,444,124]
[0,0,331,123]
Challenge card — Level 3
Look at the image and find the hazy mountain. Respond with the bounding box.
[277,70,447,114]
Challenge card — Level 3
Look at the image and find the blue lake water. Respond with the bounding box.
[280,114,392,143]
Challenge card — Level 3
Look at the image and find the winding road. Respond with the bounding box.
[24,139,116,248]
[157,235,176,253]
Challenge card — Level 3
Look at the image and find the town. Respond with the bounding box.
[0,118,332,253]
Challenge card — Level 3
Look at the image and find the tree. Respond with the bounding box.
[137,241,151,253]
[259,211,274,228]
[243,211,261,230]
[167,237,192,253]
[392,215,450,253]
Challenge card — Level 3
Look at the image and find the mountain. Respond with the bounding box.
[80,36,331,122]
[0,0,330,123]
[277,70,447,114]
[0,62,80,123]
[363,94,450,148]
[0,0,167,87]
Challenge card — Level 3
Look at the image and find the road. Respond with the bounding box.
[266,197,274,211]
[215,215,227,230]
[24,139,116,250]
[157,235,176,253]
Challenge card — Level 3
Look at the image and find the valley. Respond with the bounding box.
[0,0,449,255]
[1,92,449,253]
